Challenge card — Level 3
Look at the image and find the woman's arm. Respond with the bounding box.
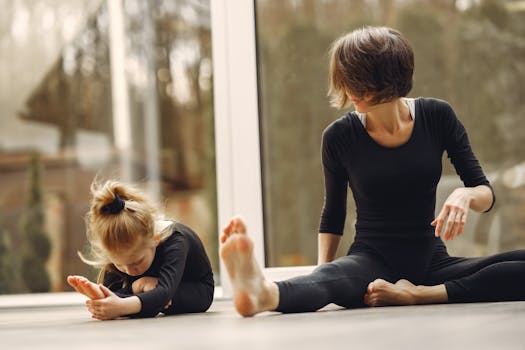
[432,185,494,241]
[435,101,496,241]
[468,184,494,212]
[318,233,341,264]
[318,125,348,262]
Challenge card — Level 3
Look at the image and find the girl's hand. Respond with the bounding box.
[431,188,473,241]
[86,285,130,320]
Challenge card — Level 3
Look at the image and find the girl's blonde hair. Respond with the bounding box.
[80,179,169,283]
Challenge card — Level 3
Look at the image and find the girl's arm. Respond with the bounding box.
[89,233,189,319]
[67,274,140,320]
[87,274,174,320]
[131,232,189,317]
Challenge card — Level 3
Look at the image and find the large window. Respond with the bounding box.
[2,0,524,296]
[0,0,217,294]
[256,0,525,267]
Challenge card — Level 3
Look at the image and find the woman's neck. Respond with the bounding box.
[365,98,410,134]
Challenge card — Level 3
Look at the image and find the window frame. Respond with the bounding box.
[211,0,315,296]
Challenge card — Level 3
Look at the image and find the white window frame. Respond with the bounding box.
[211,0,314,297]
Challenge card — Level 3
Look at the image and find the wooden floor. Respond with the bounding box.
[1,293,525,350]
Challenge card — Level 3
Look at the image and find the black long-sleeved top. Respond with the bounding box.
[103,222,214,317]
[319,97,494,238]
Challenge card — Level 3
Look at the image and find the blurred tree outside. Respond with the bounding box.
[122,0,218,272]
[0,217,16,293]
[257,0,525,266]
[0,0,217,294]
[20,152,51,293]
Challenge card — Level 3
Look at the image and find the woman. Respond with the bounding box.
[220,26,525,317]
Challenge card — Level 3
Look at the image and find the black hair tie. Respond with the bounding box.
[101,193,125,215]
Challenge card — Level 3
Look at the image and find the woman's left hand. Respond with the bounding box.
[431,187,473,241]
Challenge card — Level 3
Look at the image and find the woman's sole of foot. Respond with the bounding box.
[221,233,276,317]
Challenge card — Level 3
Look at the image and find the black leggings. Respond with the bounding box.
[275,237,525,313]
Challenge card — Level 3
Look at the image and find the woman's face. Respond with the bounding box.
[107,235,160,276]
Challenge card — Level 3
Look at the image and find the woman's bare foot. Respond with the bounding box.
[364,279,416,306]
[364,278,448,306]
[220,217,279,317]
[67,275,105,300]
[220,215,247,244]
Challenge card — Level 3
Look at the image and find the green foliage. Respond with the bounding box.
[257,0,525,265]
[21,255,50,293]
[453,0,525,166]
[260,20,340,264]
[479,0,509,29]
[0,218,25,294]
[20,152,51,293]
[0,227,10,293]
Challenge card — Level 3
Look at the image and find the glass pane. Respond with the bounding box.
[256,0,525,267]
[0,0,217,294]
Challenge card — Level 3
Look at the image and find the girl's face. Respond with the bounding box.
[108,235,160,276]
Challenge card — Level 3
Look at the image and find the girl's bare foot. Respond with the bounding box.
[364,279,416,306]
[220,217,279,317]
[67,275,105,300]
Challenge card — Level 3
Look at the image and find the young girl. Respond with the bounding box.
[67,180,214,320]
[220,26,525,317]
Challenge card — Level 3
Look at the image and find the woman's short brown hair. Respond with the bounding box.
[328,26,414,109]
